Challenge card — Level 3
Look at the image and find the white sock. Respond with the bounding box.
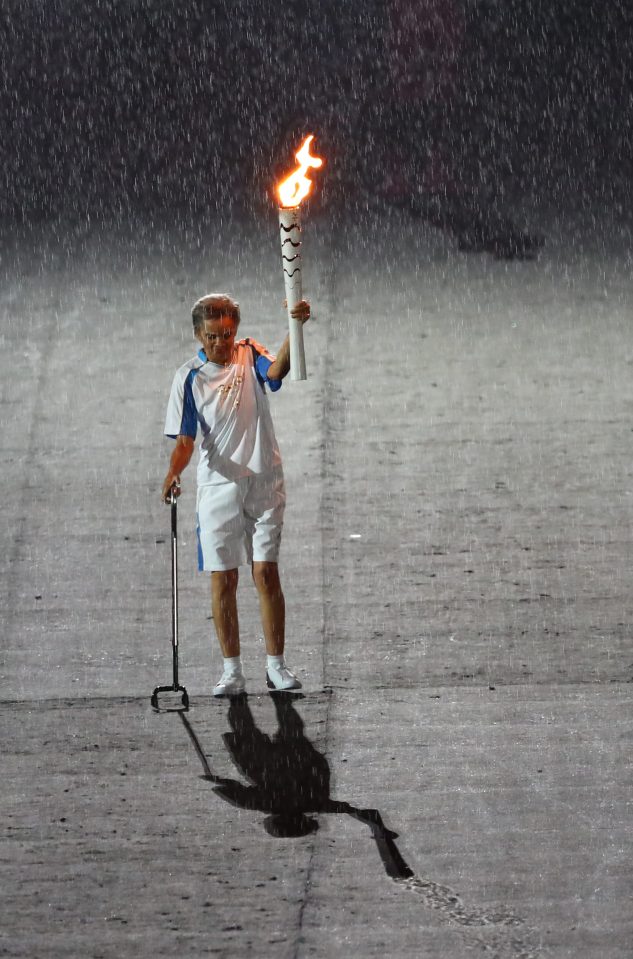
[267,654,284,671]
[223,655,243,676]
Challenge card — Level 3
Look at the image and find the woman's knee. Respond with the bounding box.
[211,568,239,596]
[252,561,281,595]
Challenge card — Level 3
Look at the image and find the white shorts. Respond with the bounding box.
[196,467,285,571]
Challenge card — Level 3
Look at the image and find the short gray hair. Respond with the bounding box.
[191,293,241,333]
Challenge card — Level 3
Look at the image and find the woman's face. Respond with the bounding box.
[196,315,238,366]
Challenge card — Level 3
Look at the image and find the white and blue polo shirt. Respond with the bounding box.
[164,338,284,485]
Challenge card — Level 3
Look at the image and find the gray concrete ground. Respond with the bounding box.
[1,202,632,958]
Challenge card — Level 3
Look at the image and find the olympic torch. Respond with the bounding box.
[276,135,323,381]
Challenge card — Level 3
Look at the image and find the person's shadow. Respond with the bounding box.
[179,694,413,880]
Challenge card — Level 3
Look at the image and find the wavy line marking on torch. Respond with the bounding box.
[276,135,323,381]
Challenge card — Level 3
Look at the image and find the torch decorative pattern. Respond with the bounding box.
[276,134,323,382]
[279,206,305,381]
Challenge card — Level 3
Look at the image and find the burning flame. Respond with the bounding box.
[277,135,323,208]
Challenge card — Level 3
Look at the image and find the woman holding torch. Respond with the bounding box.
[161,292,310,696]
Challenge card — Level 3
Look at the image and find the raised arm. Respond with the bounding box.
[161,435,195,502]
[267,299,311,381]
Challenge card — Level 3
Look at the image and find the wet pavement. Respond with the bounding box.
[2,204,632,957]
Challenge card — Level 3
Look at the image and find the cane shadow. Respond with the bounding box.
[179,694,413,880]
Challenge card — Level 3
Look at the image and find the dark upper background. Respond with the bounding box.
[1,0,631,224]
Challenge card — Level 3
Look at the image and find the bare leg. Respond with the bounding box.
[211,569,240,658]
[252,561,285,656]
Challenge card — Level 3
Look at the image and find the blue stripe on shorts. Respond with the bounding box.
[196,514,204,572]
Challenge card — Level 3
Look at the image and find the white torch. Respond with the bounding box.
[276,135,323,381]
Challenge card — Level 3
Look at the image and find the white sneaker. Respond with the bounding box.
[266,664,302,691]
[213,671,246,697]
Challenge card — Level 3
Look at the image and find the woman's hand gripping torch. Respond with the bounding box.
[276,135,323,381]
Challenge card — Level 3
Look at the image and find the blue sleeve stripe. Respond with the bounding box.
[255,354,282,393]
[254,353,268,387]
[180,369,199,437]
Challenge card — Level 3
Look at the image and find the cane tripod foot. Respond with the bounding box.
[151,684,189,712]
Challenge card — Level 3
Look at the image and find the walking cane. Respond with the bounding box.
[151,488,189,711]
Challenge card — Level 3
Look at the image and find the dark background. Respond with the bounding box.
[2,0,631,224]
